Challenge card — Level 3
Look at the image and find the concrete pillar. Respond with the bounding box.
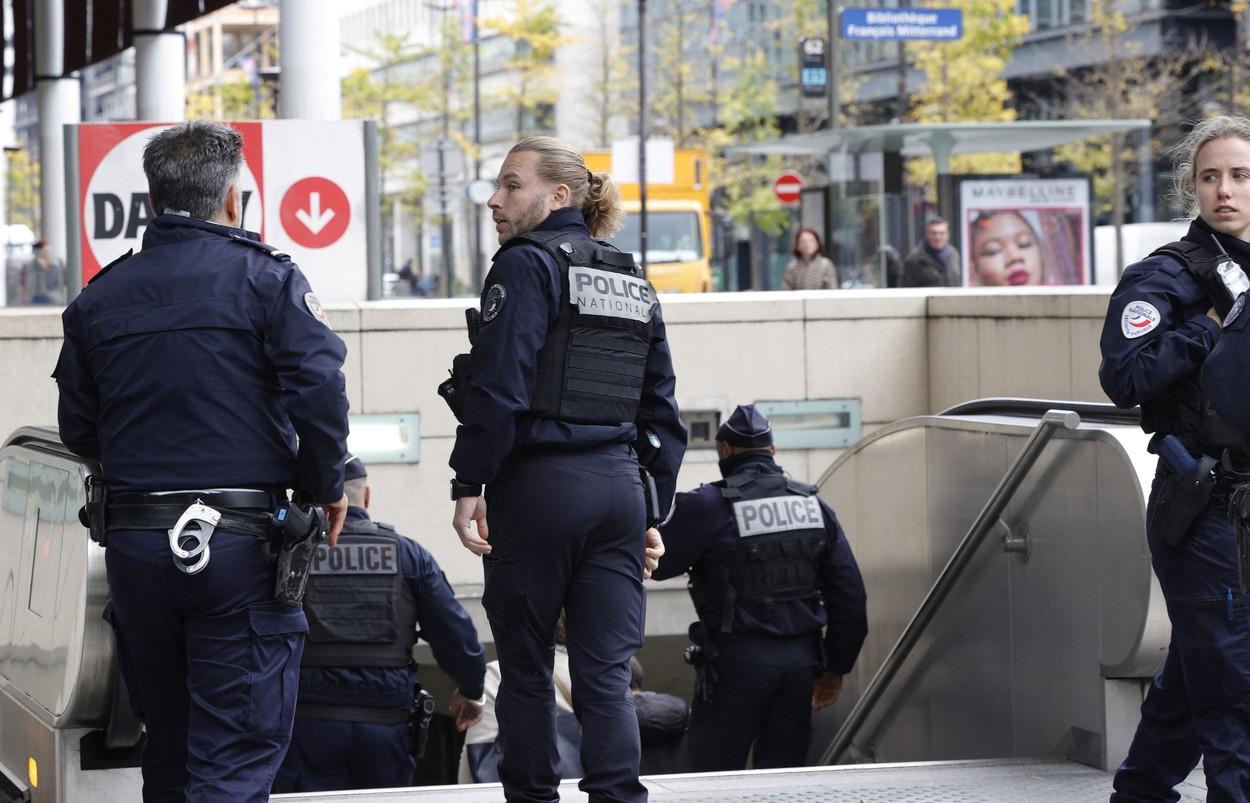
[35,0,80,264]
[133,0,186,121]
[279,0,342,120]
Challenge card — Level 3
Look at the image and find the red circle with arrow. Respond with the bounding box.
[280,176,351,248]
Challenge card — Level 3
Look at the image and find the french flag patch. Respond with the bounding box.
[1121,301,1161,339]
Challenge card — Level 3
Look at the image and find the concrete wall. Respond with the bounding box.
[0,287,1116,594]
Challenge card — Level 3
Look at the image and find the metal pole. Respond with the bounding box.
[133,0,186,121]
[35,0,80,268]
[279,0,342,119]
[821,409,1081,765]
[638,0,648,275]
[472,0,484,291]
[827,0,839,129]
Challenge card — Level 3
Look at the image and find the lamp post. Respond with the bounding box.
[638,0,648,275]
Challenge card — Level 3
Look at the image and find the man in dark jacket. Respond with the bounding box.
[275,454,486,792]
[652,405,867,771]
[902,217,961,287]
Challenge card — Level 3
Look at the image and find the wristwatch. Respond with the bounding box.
[450,478,483,500]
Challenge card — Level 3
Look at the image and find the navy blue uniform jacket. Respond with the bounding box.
[652,454,868,675]
[54,215,350,502]
[299,507,487,708]
[1099,220,1224,419]
[449,207,687,510]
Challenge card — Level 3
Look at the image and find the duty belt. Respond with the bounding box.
[105,489,283,575]
[107,489,280,539]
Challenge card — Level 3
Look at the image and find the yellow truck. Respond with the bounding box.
[583,148,715,293]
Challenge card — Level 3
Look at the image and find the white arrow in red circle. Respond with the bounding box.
[280,177,351,248]
[295,192,336,234]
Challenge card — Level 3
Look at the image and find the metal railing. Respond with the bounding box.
[820,408,1082,765]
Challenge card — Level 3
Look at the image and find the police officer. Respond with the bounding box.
[1101,114,1250,803]
[448,136,687,803]
[652,405,866,771]
[53,121,350,803]
[274,454,487,792]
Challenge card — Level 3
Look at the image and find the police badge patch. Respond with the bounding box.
[304,292,332,329]
[483,284,507,322]
[1120,300,1160,339]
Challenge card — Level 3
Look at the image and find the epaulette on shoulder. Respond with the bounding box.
[374,520,397,532]
[228,233,291,262]
[87,248,133,285]
[1148,240,1217,276]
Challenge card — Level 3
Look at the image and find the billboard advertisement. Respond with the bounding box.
[69,120,377,302]
[957,177,1092,287]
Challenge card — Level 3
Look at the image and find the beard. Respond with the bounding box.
[502,196,553,243]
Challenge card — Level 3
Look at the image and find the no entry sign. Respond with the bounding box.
[773,171,805,206]
[69,120,376,302]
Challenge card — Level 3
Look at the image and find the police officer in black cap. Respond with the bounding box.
[652,404,867,771]
[274,454,487,792]
[447,135,687,803]
[53,120,350,802]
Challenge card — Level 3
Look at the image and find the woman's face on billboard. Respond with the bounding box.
[971,212,1043,286]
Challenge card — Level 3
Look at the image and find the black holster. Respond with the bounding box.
[438,308,482,423]
[1150,437,1219,549]
[410,688,436,760]
[684,621,721,703]
[641,468,661,528]
[1230,486,1250,593]
[80,475,108,546]
[437,353,474,423]
[271,502,328,606]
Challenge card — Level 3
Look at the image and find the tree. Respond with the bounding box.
[651,0,710,147]
[704,48,792,236]
[7,148,39,232]
[486,0,568,138]
[584,0,636,148]
[904,0,1031,195]
[1053,0,1217,271]
[343,34,429,210]
[186,80,275,121]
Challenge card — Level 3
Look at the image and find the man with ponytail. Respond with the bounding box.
[447,136,687,803]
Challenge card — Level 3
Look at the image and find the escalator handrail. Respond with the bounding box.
[939,397,1138,425]
[820,408,1082,765]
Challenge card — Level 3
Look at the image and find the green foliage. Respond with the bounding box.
[186,80,276,120]
[486,0,568,138]
[341,33,431,220]
[905,0,1030,195]
[704,49,792,235]
[585,0,637,148]
[651,0,708,147]
[7,149,38,232]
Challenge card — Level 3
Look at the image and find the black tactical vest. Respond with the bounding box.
[498,229,656,425]
[690,470,828,634]
[301,519,419,669]
[1143,241,1250,459]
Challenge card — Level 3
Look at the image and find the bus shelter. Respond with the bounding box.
[732,120,1151,288]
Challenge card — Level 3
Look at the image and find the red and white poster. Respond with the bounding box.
[73,120,371,301]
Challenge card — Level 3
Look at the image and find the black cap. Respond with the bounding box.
[716,404,773,448]
[344,453,368,481]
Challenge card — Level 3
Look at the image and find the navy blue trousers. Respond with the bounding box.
[104,530,306,803]
[685,633,819,771]
[1113,472,1250,803]
[483,445,648,803]
[272,718,414,792]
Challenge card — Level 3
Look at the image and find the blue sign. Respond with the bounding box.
[841,8,963,41]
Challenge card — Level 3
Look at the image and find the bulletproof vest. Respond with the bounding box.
[690,470,828,635]
[499,229,655,425]
[1143,242,1250,459]
[301,519,419,669]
